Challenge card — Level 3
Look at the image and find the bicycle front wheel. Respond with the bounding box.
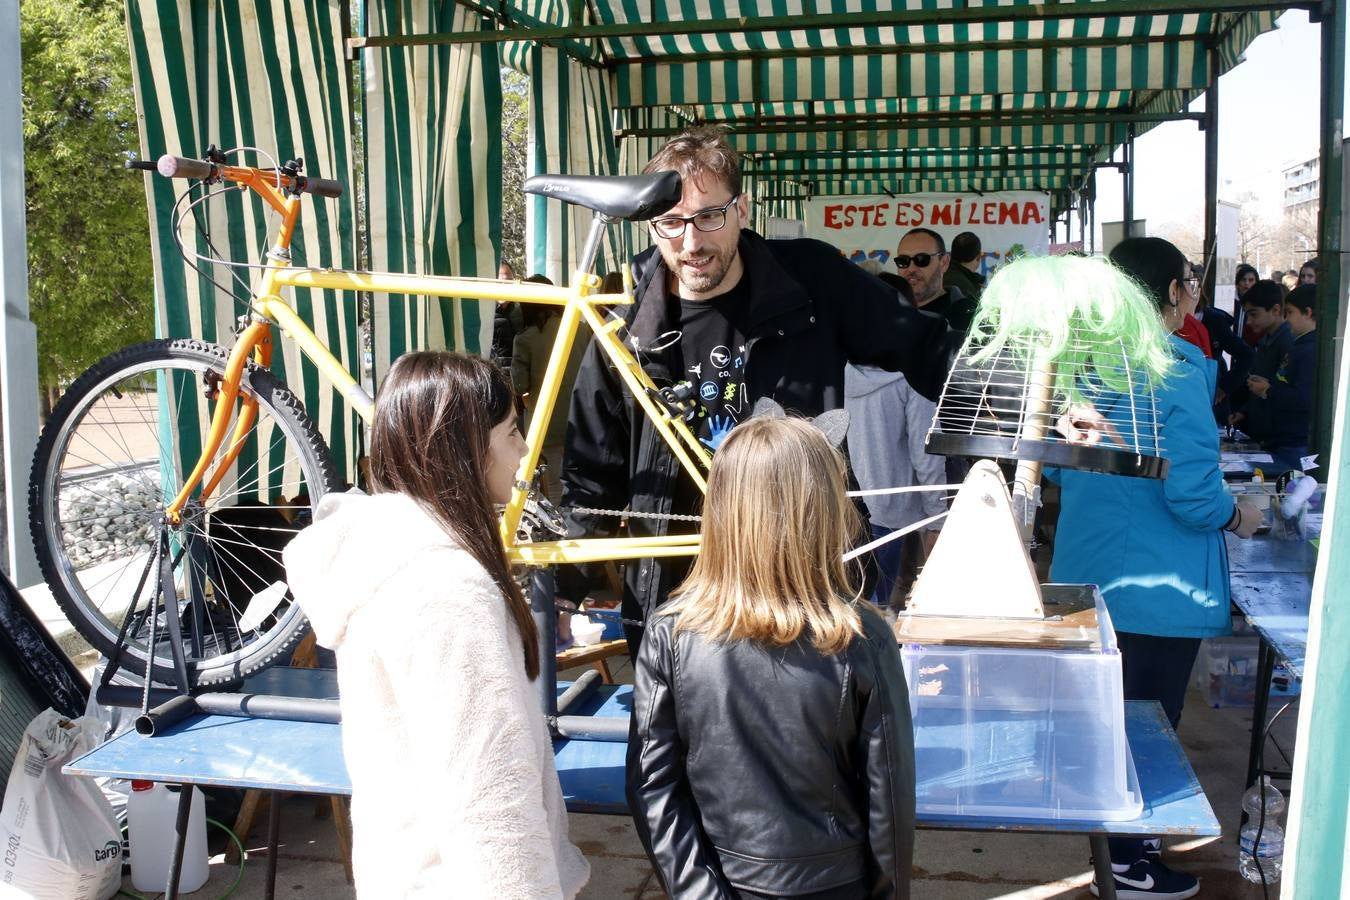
[29,339,340,687]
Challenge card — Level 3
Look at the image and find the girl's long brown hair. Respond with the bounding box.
[368,352,539,680]
[665,416,864,654]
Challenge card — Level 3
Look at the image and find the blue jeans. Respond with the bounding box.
[867,523,904,608]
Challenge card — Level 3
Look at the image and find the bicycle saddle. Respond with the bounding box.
[524,171,682,221]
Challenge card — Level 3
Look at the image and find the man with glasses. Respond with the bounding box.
[556,125,957,653]
[893,227,977,331]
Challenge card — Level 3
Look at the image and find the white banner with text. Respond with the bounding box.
[804,193,1051,276]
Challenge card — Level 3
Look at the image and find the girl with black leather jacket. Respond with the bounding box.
[626,416,916,899]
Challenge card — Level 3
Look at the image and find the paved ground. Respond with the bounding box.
[118,652,1297,899]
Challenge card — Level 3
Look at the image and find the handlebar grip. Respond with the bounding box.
[157,155,214,179]
[125,160,157,172]
[301,176,344,199]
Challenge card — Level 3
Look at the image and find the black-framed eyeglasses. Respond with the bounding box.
[651,194,740,239]
[1183,276,1201,295]
[894,252,945,270]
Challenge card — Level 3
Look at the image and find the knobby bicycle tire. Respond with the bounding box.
[29,339,339,687]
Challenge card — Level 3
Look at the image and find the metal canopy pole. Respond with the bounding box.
[351,0,1298,50]
[0,2,41,587]
[1311,0,1345,468]
[1122,125,1136,239]
[1201,45,1220,304]
[1089,170,1097,254]
[1079,185,1087,249]
[1285,10,1349,894]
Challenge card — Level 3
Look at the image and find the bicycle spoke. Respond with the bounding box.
[100,381,157,470]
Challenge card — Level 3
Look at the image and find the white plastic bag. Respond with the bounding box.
[0,710,121,900]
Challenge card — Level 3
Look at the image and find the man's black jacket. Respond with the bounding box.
[556,231,958,626]
[626,605,916,898]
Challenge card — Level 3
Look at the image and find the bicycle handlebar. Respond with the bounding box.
[301,177,343,199]
[157,155,214,179]
[154,154,344,198]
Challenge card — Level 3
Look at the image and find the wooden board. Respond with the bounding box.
[556,638,628,671]
[895,584,1104,651]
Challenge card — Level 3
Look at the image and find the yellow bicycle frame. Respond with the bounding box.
[163,170,706,566]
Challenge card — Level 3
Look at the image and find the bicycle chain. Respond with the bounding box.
[553,599,647,629]
[517,501,693,632]
[565,505,701,523]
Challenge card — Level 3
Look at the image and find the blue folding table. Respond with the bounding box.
[69,669,1218,900]
[1225,513,1319,788]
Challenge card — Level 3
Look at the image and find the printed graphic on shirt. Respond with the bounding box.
[690,343,746,450]
[676,280,751,453]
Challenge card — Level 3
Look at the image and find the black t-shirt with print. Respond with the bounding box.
[666,273,752,526]
[674,275,753,450]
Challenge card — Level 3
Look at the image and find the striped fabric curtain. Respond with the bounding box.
[124,0,361,486]
[524,46,630,286]
[362,2,502,378]
[750,179,808,233]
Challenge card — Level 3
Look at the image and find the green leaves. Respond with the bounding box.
[21,0,154,393]
[499,66,528,274]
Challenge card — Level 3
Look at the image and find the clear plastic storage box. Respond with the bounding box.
[901,585,1142,822]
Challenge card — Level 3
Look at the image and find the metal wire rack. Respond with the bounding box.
[925,324,1169,480]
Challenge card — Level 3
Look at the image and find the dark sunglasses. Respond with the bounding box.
[894,252,944,269]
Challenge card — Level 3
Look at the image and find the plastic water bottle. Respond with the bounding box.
[1249,471,1273,531]
[128,780,209,893]
[1238,777,1285,885]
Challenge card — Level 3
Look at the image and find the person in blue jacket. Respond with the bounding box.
[1051,237,1261,900]
[1247,284,1317,474]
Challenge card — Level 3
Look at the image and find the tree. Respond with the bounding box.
[1273,201,1319,272]
[21,0,154,408]
[1233,191,1274,271]
[1156,215,1204,266]
[499,67,529,275]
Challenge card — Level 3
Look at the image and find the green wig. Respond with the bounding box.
[966,254,1175,404]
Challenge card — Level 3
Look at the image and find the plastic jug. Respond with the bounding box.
[127,780,209,893]
[1238,777,1285,885]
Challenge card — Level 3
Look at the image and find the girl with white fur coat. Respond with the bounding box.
[284,352,589,899]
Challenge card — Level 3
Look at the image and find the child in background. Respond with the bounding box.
[1230,280,1294,441]
[627,416,916,899]
[284,352,589,899]
[1247,284,1317,474]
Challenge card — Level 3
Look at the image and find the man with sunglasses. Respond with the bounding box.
[893,228,977,331]
[556,125,958,654]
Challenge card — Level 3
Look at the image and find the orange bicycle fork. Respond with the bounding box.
[163,321,276,525]
[164,190,299,525]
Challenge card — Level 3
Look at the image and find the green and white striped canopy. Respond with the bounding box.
[126,0,363,489]
[476,0,1280,203]
[123,0,1288,489]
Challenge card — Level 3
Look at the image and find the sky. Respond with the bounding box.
[1086,10,1346,249]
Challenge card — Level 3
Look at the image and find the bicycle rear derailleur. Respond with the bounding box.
[516,482,567,543]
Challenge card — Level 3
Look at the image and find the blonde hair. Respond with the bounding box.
[665,417,865,654]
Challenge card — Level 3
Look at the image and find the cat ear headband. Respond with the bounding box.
[749,397,850,449]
